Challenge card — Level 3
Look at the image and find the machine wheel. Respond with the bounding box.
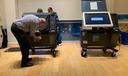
[113,49,118,52]
[51,49,56,57]
[81,51,87,57]
[31,49,36,54]
[102,48,106,53]
[111,52,116,57]
[81,49,87,57]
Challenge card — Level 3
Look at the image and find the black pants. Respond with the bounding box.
[11,23,30,64]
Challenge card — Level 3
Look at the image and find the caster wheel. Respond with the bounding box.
[113,49,118,52]
[31,49,36,54]
[51,49,56,57]
[111,52,116,57]
[102,48,106,53]
[81,51,87,57]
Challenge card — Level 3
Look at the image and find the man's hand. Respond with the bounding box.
[39,18,46,26]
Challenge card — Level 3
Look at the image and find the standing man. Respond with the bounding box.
[48,7,62,45]
[11,14,46,67]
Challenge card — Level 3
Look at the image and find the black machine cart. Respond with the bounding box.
[80,13,120,57]
[23,13,58,57]
[80,0,120,57]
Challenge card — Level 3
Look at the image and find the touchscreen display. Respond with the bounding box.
[85,13,111,25]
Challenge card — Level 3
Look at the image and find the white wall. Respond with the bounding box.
[114,0,128,14]
[106,0,128,14]
[106,0,114,13]
[17,0,116,20]
[4,0,17,43]
[17,0,82,20]
[0,0,6,28]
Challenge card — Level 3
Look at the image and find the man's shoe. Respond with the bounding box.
[21,62,33,67]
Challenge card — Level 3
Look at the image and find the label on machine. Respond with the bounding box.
[90,2,98,10]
